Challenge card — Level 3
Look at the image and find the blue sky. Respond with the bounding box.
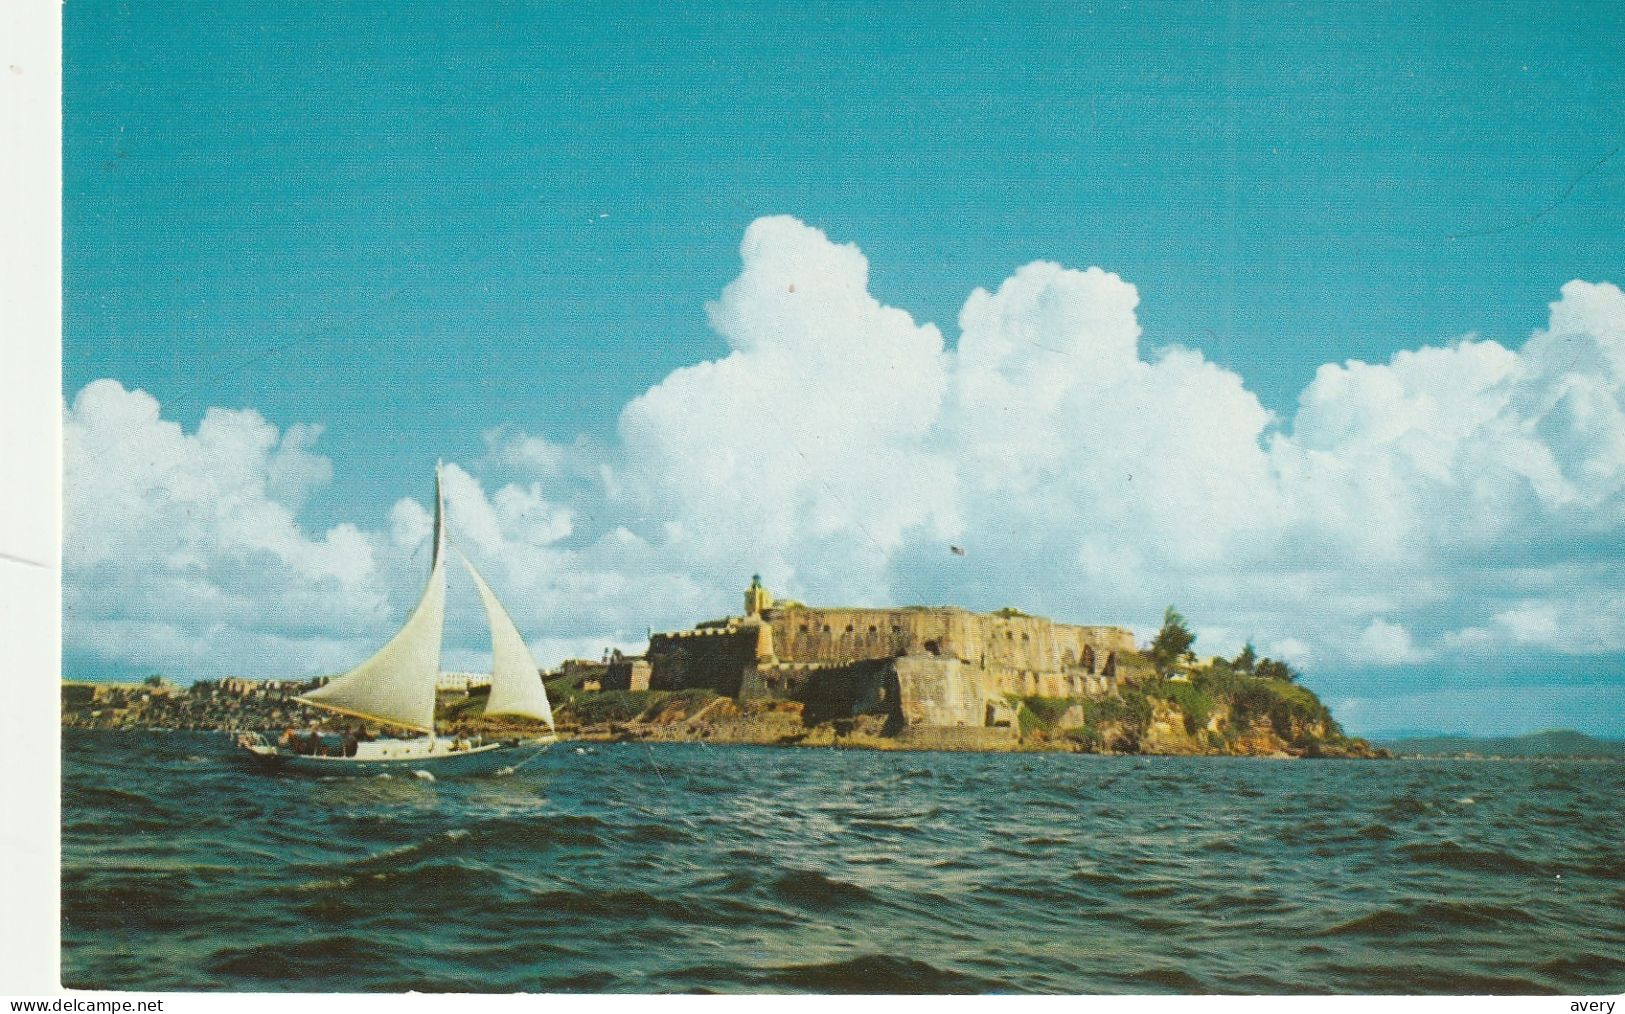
[63,0,1625,736]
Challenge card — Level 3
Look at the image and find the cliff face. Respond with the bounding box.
[542,666,1381,758]
[1015,672,1384,759]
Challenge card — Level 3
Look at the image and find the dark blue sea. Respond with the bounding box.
[61,730,1625,994]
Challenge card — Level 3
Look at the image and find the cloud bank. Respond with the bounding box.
[63,216,1625,730]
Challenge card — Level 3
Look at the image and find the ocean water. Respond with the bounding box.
[61,730,1625,994]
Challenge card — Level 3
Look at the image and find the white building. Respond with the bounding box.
[436,671,493,693]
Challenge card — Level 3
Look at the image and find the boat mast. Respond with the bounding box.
[293,464,449,735]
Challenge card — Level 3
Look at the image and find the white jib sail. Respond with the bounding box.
[296,466,448,733]
[456,548,554,728]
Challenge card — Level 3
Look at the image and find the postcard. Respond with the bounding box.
[17,0,1625,1003]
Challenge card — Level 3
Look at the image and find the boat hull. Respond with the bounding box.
[236,737,553,777]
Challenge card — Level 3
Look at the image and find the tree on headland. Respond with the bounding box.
[1254,657,1298,683]
[144,674,165,688]
[1150,606,1196,672]
[1232,642,1257,674]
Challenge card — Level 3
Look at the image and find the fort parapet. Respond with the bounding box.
[645,576,1138,730]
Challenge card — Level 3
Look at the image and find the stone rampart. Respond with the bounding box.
[645,582,1140,730]
[646,625,760,696]
[601,657,652,692]
[762,604,1133,674]
[893,653,985,727]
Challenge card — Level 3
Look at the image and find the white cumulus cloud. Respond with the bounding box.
[1356,619,1424,665]
[64,380,391,677]
[63,219,1625,703]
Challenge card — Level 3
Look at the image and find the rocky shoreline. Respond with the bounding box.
[62,674,1388,759]
[547,695,1387,758]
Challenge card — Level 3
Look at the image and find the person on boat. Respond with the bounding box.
[300,728,321,755]
[277,727,297,749]
[342,727,359,758]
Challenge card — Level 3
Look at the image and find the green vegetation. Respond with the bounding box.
[560,688,720,726]
[1191,663,1337,739]
[993,606,1032,618]
[440,682,722,728]
[1111,649,1159,684]
[1012,694,1073,737]
[1090,688,1154,727]
[543,674,579,706]
[1055,689,1155,751]
[1061,727,1100,750]
[1025,608,1350,753]
[1142,677,1216,735]
[1051,663,1343,752]
[1009,694,1140,741]
[1016,704,1047,737]
[437,690,495,722]
[1020,695,1073,727]
[1253,657,1299,683]
[564,690,655,725]
[1149,606,1195,671]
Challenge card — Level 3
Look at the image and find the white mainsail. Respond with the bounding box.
[295,465,449,733]
[457,548,554,728]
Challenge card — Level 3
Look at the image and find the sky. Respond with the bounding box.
[61,0,1625,737]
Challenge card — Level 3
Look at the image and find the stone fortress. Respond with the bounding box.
[617,576,1139,733]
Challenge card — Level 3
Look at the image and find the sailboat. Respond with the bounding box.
[236,463,556,775]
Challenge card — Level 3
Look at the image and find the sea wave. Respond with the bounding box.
[771,869,879,909]
[1397,841,1544,876]
[58,732,1625,995]
[757,954,1009,993]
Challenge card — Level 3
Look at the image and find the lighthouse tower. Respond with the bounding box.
[742,575,777,664]
[743,574,773,617]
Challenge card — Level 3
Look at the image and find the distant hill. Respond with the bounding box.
[1374,729,1625,759]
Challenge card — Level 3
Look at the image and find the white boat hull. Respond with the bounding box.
[235,735,555,777]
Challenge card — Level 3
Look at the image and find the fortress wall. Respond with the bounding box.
[981,662,1120,699]
[894,654,986,728]
[601,658,651,692]
[644,583,1140,728]
[799,659,899,726]
[647,627,760,696]
[765,605,1135,675]
[766,608,914,665]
